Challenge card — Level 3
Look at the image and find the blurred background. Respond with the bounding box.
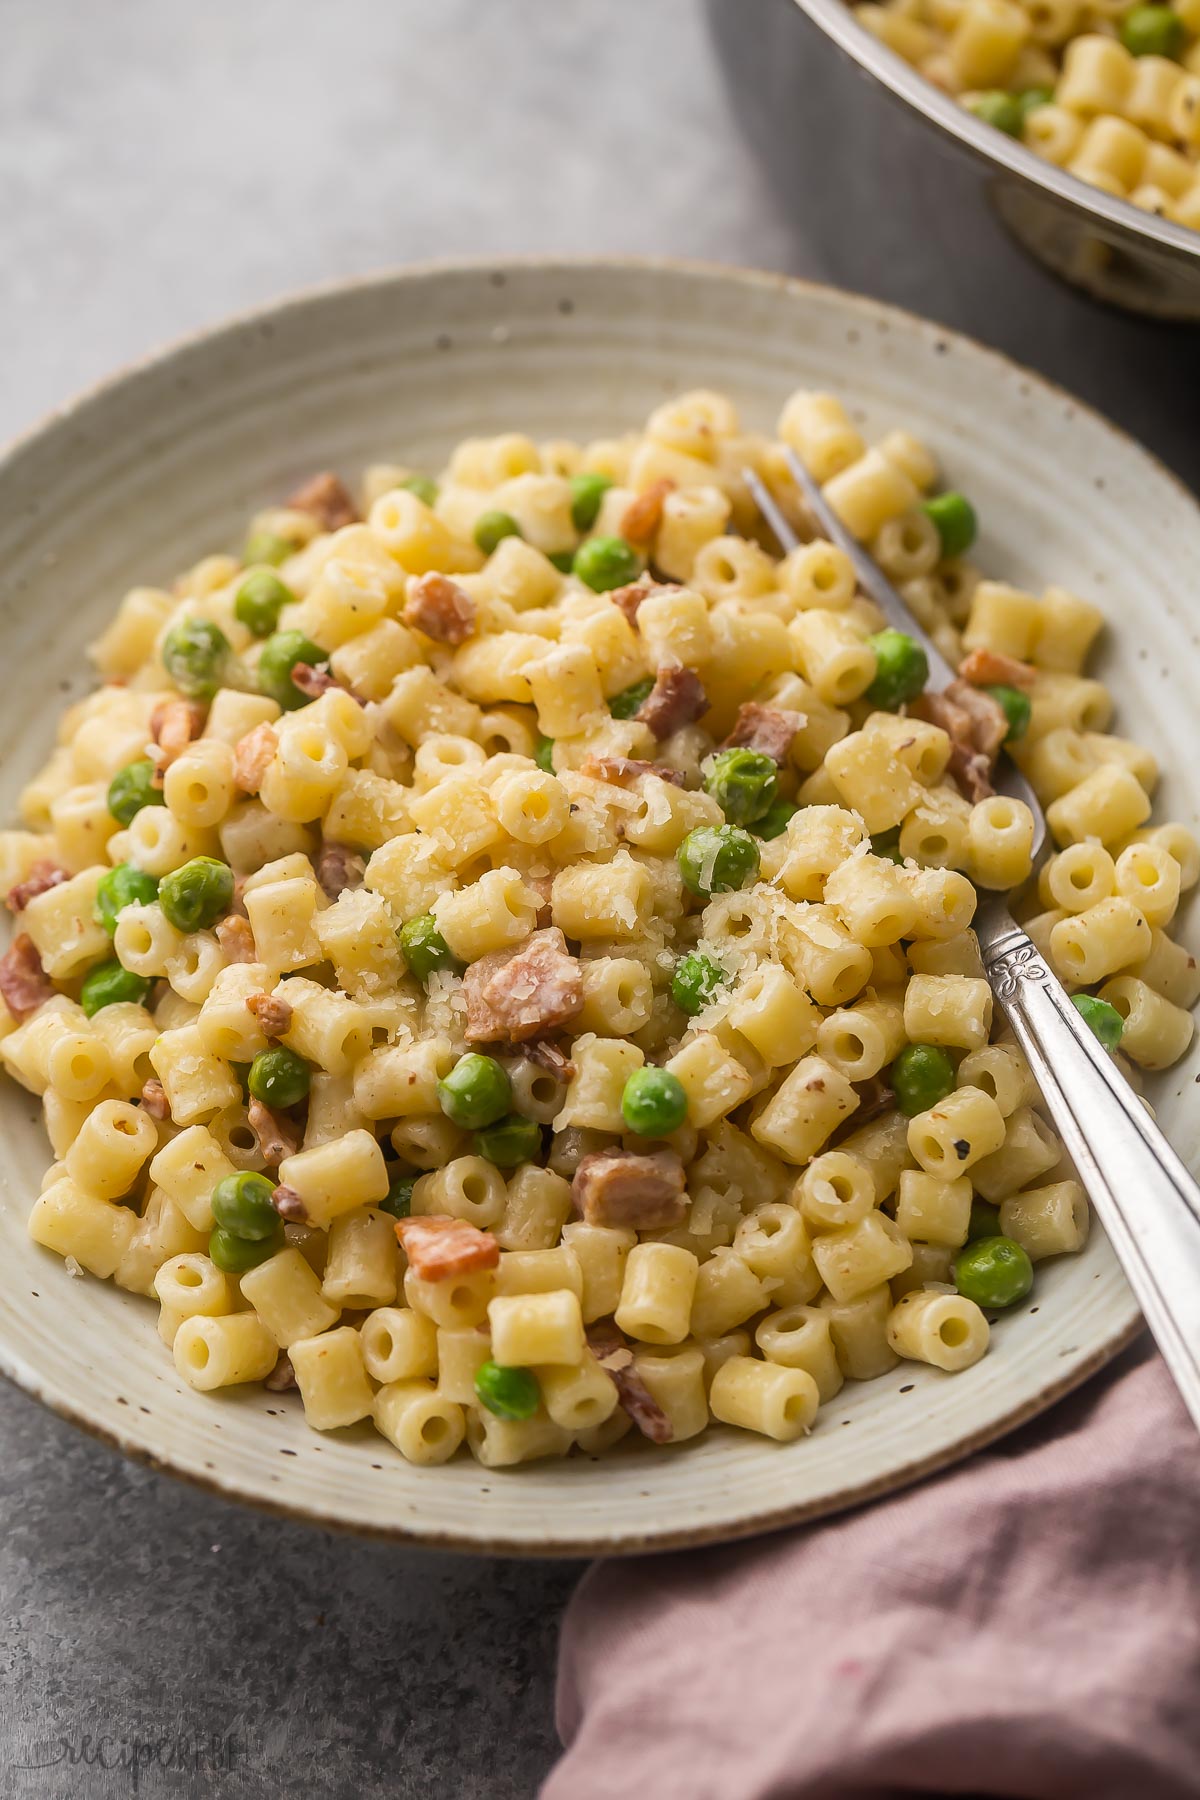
[1,2,1195,1795]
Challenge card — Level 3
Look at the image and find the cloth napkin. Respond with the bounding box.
[545,1339,1200,1799]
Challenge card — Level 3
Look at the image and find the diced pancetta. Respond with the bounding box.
[246,992,293,1038]
[636,665,707,740]
[233,722,278,795]
[572,1148,688,1232]
[462,928,583,1045]
[395,1215,500,1281]
[285,470,359,532]
[403,572,476,646]
[0,934,53,1021]
[721,702,803,765]
[5,861,71,914]
[586,1322,673,1444]
[315,841,365,901]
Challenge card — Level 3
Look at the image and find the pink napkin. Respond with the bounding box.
[546,1340,1200,1799]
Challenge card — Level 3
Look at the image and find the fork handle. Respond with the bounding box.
[975,898,1200,1430]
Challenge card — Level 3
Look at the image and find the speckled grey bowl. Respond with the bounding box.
[1,258,1190,1553]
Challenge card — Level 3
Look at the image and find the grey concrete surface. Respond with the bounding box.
[0,2,1193,1796]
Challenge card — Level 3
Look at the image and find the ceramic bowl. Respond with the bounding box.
[1,258,1190,1554]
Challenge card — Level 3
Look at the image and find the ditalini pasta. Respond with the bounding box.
[852,0,1200,228]
[4,390,1195,1469]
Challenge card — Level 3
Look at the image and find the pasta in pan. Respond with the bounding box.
[2,388,1193,1469]
[853,0,1200,226]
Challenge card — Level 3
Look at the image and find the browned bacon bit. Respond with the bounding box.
[315,840,366,902]
[285,470,359,532]
[246,992,293,1039]
[721,702,804,766]
[151,697,206,758]
[233,722,278,795]
[573,1148,688,1233]
[290,661,339,700]
[586,1322,673,1444]
[5,861,71,914]
[636,664,708,741]
[912,681,1009,804]
[0,933,53,1021]
[395,1215,500,1282]
[523,1038,575,1082]
[958,646,1037,691]
[215,913,257,963]
[462,927,583,1046]
[271,1183,309,1224]
[619,478,675,546]
[265,1352,297,1392]
[608,578,655,626]
[250,1098,302,1167]
[403,571,476,646]
[140,1077,170,1121]
[578,755,686,788]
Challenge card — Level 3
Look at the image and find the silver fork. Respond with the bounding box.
[744,448,1200,1432]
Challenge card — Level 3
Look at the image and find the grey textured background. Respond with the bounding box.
[0,3,1193,1796]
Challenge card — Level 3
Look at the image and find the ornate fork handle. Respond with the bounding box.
[975,896,1200,1430]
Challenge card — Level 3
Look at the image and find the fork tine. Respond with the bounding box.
[778,447,959,691]
[741,468,801,557]
[743,452,1046,857]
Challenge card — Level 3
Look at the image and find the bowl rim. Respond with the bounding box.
[0,253,1167,1553]
[787,0,1200,265]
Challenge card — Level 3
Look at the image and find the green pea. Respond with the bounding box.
[671,951,727,1017]
[1120,3,1185,56]
[94,862,159,933]
[965,91,1023,136]
[574,535,641,594]
[79,959,153,1018]
[158,856,234,933]
[244,529,297,568]
[891,1042,957,1117]
[400,474,439,508]
[954,1235,1034,1309]
[256,630,328,711]
[474,510,522,556]
[755,798,797,842]
[209,1222,285,1274]
[621,1067,688,1138]
[211,1170,281,1240]
[569,471,614,533]
[398,913,462,981]
[984,683,1032,743]
[474,1360,540,1421]
[437,1053,512,1130]
[1016,85,1055,123]
[677,825,760,899]
[473,1114,543,1168]
[704,747,779,827]
[1071,993,1125,1053]
[967,1197,1002,1242]
[534,735,556,774]
[609,677,655,720]
[922,490,978,559]
[161,617,232,700]
[248,1046,311,1109]
[107,760,166,827]
[871,826,904,865]
[235,568,295,638]
[548,550,576,575]
[380,1172,417,1219]
[866,628,929,710]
